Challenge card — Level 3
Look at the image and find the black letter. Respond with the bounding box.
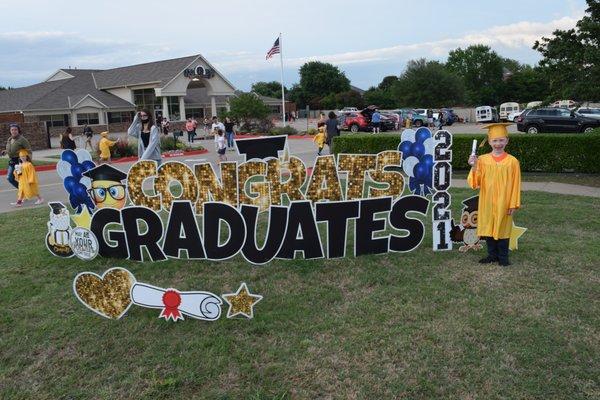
[203,202,245,260]
[90,208,127,259]
[355,197,392,256]
[122,207,167,262]
[389,195,429,252]
[163,201,205,259]
[277,201,324,259]
[241,205,288,264]
[316,200,359,258]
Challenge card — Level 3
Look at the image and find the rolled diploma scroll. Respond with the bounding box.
[471,139,477,155]
[130,283,222,320]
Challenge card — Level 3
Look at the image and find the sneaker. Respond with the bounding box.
[479,256,499,264]
[34,198,45,205]
[14,201,23,207]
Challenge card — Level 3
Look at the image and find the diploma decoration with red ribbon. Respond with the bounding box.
[160,290,183,321]
[130,283,222,322]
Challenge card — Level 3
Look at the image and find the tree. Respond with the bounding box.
[251,81,286,99]
[392,59,465,108]
[446,45,505,105]
[503,66,550,103]
[364,87,397,109]
[298,61,351,106]
[533,0,600,101]
[229,93,271,124]
[378,75,399,90]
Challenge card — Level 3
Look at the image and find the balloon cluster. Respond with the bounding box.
[56,149,96,212]
[398,127,435,196]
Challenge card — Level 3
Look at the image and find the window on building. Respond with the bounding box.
[185,108,204,119]
[108,111,134,123]
[77,113,100,125]
[38,114,68,127]
[166,96,180,120]
[133,89,160,111]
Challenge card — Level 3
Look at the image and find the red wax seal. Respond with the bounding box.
[160,290,183,321]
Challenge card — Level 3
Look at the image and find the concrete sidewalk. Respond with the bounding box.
[453,179,600,198]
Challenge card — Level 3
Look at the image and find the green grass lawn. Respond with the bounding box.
[0,158,55,170]
[0,188,598,399]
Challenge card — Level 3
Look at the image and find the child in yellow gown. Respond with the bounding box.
[314,123,327,156]
[98,131,118,163]
[14,149,44,207]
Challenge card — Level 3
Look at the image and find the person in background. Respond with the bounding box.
[161,116,170,135]
[2,124,31,189]
[314,122,326,156]
[223,117,236,151]
[13,149,44,207]
[203,117,210,137]
[371,108,381,134]
[185,118,196,143]
[427,109,434,128]
[128,109,162,165]
[325,111,340,149]
[83,124,94,151]
[98,131,118,164]
[60,127,76,150]
[192,117,198,139]
[216,129,227,162]
[211,116,225,151]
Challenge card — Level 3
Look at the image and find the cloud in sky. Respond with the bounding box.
[0,12,582,89]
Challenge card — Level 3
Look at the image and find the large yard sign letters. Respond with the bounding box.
[50,131,453,265]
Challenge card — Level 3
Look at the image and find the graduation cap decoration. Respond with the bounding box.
[461,195,478,212]
[235,135,288,161]
[82,164,127,182]
[49,202,67,215]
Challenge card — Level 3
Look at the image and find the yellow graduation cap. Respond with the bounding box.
[18,149,29,157]
[480,123,512,147]
[100,131,109,137]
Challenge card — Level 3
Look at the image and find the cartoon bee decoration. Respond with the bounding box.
[450,195,482,252]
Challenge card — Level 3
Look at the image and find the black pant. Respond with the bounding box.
[187,131,194,142]
[485,237,509,264]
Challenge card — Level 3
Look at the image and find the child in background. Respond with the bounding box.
[13,149,44,207]
[467,123,521,266]
[314,122,326,156]
[98,131,117,164]
[216,129,227,162]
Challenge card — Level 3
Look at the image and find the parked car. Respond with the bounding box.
[342,107,395,132]
[394,109,428,127]
[517,107,600,133]
[475,106,499,123]
[340,107,358,113]
[550,99,578,109]
[438,108,456,126]
[507,110,525,122]
[576,108,600,120]
[500,102,520,120]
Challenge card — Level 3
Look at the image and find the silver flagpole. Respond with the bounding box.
[279,33,286,127]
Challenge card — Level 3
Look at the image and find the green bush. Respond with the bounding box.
[332,131,600,173]
[269,125,298,136]
[307,127,318,135]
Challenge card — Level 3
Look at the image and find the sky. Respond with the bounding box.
[0,0,587,91]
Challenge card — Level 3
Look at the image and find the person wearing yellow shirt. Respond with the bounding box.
[313,123,327,156]
[98,131,118,163]
[13,149,44,207]
[467,123,521,266]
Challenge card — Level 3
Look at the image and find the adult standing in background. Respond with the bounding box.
[427,109,434,128]
[185,118,196,143]
[128,109,162,166]
[60,127,76,150]
[223,117,236,151]
[83,124,94,151]
[371,108,381,134]
[3,124,32,189]
[211,116,225,151]
[325,111,340,153]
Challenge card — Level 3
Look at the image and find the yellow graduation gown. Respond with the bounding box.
[15,162,39,199]
[313,129,326,147]
[467,153,521,239]
[99,137,117,158]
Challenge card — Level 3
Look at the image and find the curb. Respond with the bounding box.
[0,149,208,176]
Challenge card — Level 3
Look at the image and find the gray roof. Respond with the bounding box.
[93,55,199,89]
[184,87,228,106]
[0,69,134,113]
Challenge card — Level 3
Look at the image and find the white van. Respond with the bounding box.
[499,102,520,120]
[475,106,499,123]
[551,100,578,109]
[526,101,543,109]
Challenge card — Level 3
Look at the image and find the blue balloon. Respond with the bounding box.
[415,128,431,143]
[71,163,83,179]
[410,142,426,159]
[74,183,88,199]
[421,154,434,168]
[64,176,78,192]
[399,141,412,158]
[69,193,78,208]
[409,177,420,193]
[414,162,428,181]
[81,160,95,171]
[61,150,78,165]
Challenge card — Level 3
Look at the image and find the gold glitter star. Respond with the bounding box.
[222,283,263,319]
[71,207,92,229]
[509,222,527,250]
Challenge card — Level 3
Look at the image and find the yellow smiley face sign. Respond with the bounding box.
[82,164,128,210]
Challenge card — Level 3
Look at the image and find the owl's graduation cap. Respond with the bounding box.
[48,202,66,214]
[82,164,127,182]
[461,196,478,212]
[480,122,512,147]
[235,135,288,161]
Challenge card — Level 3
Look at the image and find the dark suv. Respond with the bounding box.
[517,108,600,133]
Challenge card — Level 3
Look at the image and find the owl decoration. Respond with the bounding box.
[450,196,482,252]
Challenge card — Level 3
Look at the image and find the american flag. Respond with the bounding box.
[266,37,280,60]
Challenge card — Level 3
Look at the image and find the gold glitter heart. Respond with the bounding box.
[73,268,136,320]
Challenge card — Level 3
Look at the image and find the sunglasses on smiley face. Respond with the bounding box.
[88,184,126,203]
